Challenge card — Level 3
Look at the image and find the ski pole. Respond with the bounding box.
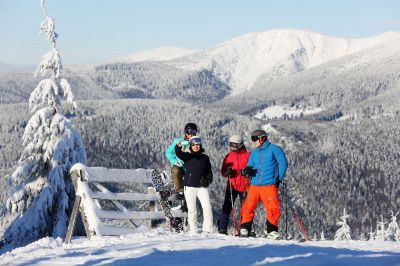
[279,186,311,241]
[236,181,248,235]
[228,174,237,235]
[283,181,288,240]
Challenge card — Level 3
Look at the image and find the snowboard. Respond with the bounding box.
[151,170,183,232]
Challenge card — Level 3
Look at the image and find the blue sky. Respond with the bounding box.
[0,0,399,65]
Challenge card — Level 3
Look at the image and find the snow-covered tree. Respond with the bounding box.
[359,232,366,241]
[375,215,386,241]
[320,230,326,241]
[0,0,86,249]
[334,208,351,241]
[368,227,375,242]
[385,211,400,241]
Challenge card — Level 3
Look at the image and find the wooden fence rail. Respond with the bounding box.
[65,163,185,243]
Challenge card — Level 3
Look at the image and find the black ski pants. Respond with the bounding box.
[217,186,245,231]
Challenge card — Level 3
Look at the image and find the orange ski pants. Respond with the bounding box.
[240,185,281,226]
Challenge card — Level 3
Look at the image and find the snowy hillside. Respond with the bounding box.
[169,29,400,95]
[108,47,198,63]
[2,29,400,106]
[1,230,400,265]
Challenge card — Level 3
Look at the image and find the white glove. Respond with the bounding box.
[180,140,189,146]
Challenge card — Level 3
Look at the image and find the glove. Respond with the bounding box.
[275,179,281,188]
[180,140,189,147]
[225,167,233,177]
[174,161,183,167]
[241,166,256,178]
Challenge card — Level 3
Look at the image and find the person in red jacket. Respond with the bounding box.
[217,134,250,235]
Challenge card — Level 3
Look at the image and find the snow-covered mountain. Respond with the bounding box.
[0,63,35,75]
[1,29,400,107]
[168,29,400,95]
[107,46,198,63]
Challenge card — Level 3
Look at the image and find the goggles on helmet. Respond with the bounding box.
[185,128,197,135]
[190,137,202,146]
[229,142,243,150]
[251,135,266,142]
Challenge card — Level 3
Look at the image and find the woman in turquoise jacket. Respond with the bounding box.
[165,123,198,199]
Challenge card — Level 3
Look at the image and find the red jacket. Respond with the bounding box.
[220,148,250,192]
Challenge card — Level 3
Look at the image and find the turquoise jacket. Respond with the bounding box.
[165,137,190,166]
[247,141,288,186]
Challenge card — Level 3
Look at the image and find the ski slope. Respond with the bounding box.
[1,228,399,266]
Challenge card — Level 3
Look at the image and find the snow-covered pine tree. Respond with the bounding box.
[320,230,326,241]
[368,227,375,242]
[0,0,86,249]
[385,211,400,241]
[359,232,366,241]
[376,215,386,241]
[334,208,352,241]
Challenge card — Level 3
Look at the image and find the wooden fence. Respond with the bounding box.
[65,163,185,243]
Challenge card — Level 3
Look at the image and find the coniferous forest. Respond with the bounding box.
[1,99,399,239]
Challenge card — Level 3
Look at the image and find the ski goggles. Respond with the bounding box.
[229,142,243,149]
[185,128,197,135]
[189,137,202,146]
[251,135,265,142]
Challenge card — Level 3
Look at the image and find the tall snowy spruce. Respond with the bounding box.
[334,208,352,241]
[0,0,86,249]
[385,211,399,241]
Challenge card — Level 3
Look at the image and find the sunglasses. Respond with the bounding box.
[251,135,265,142]
[185,129,197,135]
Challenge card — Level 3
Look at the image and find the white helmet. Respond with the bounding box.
[229,134,243,144]
[228,134,244,151]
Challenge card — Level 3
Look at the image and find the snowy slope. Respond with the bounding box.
[1,229,400,265]
[169,29,400,95]
[108,47,198,63]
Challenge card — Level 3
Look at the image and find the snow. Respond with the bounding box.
[169,29,400,95]
[1,230,400,265]
[108,47,198,63]
[254,105,324,120]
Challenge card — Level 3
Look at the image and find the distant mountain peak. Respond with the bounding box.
[107,46,198,63]
[168,29,400,95]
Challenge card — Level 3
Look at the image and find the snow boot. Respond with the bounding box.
[265,231,282,240]
[218,228,228,235]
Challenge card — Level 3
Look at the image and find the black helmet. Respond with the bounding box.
[251,129,267,142]
[184,123,198,135]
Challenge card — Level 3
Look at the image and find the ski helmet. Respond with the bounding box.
[184,123,198,135]
[229,134,243,144]
[251,129,267,142]
[229,134,244,151]
[189,136,202,146]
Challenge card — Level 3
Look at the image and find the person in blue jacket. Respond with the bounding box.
[165,123,198,200]
[239,129,288,240]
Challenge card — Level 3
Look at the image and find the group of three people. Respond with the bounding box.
[165,123,288,239]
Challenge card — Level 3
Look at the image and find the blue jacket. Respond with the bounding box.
[165,137,190,166]
[247,141,288,186]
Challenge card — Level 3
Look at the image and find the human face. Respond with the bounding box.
[184,129,197,139]
[191,143,201,152]
[252,136,265,148]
